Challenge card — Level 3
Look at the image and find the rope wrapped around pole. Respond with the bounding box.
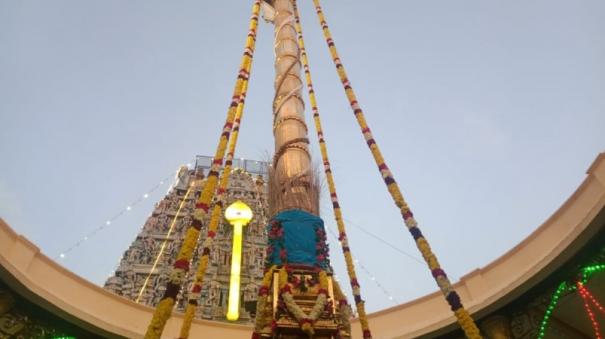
[144,1,261,337]
[292,2,372,338]
[311,1,482,338]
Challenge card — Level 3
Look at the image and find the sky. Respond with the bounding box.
[1,0,604,313]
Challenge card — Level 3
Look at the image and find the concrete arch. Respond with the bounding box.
[1,153,603,338]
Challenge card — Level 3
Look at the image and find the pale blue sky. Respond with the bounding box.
[1,0,604,313]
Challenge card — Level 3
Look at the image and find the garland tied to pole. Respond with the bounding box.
[252,266,277,339]
[144,1,261,338]
[311,0,481,337]
[293,1,372,337]
[279,267,329,336]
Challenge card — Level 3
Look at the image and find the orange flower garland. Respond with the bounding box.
[311,0,482,338]
[292,2,372,338]
[144,1,261,338]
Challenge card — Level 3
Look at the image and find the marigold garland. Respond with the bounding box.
[144,2,261,338]
[252,266,277,338]
[178,6,260,339]
[292,2,371,337]
[178,71,253,338]
[278,267,329,336]
[311,0,481,338]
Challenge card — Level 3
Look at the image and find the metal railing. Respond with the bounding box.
[194,155,269,177]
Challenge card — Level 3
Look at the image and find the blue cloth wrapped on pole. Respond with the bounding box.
[266,209,330,269]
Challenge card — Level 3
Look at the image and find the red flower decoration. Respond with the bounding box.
[174,259,189,270]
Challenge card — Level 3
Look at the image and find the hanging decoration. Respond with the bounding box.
[324,223,398,305]
[537,263,605,339]
[311,0,481,337]
[144,1,261,338]
[252,266,277,339]
[179,81,253,337]
[56,175,171,260]
[578,282,603,339]
[578,284,605,314]
[278,267,329,336]
[292,1,372,337]
[253,208,336,337]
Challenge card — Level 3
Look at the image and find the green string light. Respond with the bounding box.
[536,281,567,339]
[536,263,605,339]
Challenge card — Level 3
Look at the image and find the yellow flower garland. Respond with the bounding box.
[179,9,258,336]
[253,266,276,335]
[312,0,482,337]
[292,3,372,337]
[144,2,261,338]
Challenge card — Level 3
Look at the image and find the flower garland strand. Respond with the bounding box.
[144,2,261,338]
[292,2,372,337]
[178,58,254,338]
[252,266,276,338]
[311,1,481,338]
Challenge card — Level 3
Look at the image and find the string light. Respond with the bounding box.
[343,216,424,265]
[537,263,605,339]
[536,282,566,339]
[325,224,399,305]
[578,282,603,339]
[54,174,172,260]
[319,202,423,265]
[578,283,605,314]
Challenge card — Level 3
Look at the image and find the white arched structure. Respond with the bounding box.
[1,153,604,338]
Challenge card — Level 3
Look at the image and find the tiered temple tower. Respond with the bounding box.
[104,156,269,323]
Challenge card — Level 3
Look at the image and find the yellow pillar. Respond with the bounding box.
[225,200,253,321]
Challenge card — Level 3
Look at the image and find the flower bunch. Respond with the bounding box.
[266,220,285,268]
[315,227,329,267]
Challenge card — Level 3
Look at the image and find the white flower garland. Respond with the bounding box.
[279,268,329,336]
